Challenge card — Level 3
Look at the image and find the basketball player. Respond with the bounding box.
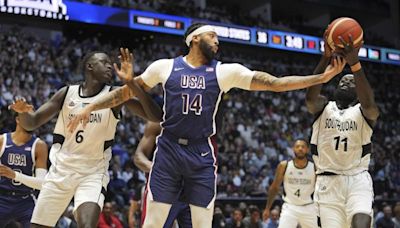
[133,121,192,228]
[263,139,317,228]
[67,23,346,228]
[306,34,379,228]
[9,49,162,227]
[0,111,48,228]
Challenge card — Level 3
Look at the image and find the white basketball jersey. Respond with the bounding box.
[311,101,373,175]
[283,160,315,206]
[50,85,119,174]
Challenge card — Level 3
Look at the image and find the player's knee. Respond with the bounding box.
[352,213,371,228]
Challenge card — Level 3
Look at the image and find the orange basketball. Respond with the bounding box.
[325,17,363,50]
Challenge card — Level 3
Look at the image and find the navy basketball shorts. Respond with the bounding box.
[147,134,218,209]
[0,194,35,228]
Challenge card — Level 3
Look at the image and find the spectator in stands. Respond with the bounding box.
[243,205,263,228]
[262,208,279,228]
[393,203,400,228]
[376,205,395,228]
[97,202,123,228]
[226,208,246,228]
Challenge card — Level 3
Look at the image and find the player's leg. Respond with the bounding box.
[143,137,183,227]
[163,201,186,228]
[73,172,109,227]
[183,140,217,228]
[31,168,76,227]
[314,175,347,227]
[347,171,374,228]
[189,204,214,228]
[278,203,302,228]
[298,204,318,228]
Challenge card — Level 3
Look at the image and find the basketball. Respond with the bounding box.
[325,17,363,50]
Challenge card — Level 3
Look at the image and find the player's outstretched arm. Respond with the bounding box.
[134,122,161,173]
[9,87,68,131]
[306,38,332,114]
[115,48,162,122]
[263,160,287,221]
[250,56,345,92]
[336,35,379,125]
[0,139,48,190]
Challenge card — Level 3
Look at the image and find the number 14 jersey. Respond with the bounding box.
[310,101,373,175]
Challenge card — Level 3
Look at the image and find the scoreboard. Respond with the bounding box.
[1,0,399,66]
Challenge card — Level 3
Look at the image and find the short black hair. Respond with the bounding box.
[183,22,208,46]
[294,138,309,146]
[80,51,105,74]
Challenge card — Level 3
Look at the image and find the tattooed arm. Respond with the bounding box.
[249,56,345,92]
[67,85,132,132]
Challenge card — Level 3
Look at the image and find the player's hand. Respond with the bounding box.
[8,97,34,113]
[0,165,16,179]
[262,208,270,221]
[335,34,361,66]
[321,56,346,83]
[67,106,93,133]
[323,28,333,58]
[114,48,134,83]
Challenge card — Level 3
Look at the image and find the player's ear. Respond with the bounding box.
[192,35,200,45]
[87,63,93,71]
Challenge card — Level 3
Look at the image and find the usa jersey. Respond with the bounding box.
[162,56,223,139]
[0,133,38,194]
[283,160,315,206]
[50,85,119,174]
[311,101,373,175]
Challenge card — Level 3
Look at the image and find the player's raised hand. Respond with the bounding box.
[335,34,361,66]
[323,28,333,58]
[0,164,16,179]
[321,56,346,83]
[8,97,34,113]
[67,106,93,133]
[114,48,134,83]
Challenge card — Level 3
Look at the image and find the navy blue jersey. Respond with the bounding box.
[162,56,223,139]
[0,133,37,194]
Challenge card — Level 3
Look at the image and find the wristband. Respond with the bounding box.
[350,62,362,72]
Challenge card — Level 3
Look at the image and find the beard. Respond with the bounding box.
[334,88,357,108]
[199,39,215,62]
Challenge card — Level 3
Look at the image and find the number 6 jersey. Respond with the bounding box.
[310,101,373,175]
[50,85,119,174]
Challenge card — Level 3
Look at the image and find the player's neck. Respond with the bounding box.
[293,158,308,169]
[11,128,32,146]
[81,79,105,97]
[186,49,209,67]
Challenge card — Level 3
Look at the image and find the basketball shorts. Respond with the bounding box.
[30,166,109,226]
[147,133,218,209]
[314,171,373,228]
[278,202,318,228]
[0,194,35,228]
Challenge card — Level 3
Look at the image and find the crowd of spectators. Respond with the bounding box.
[0,23,399,227]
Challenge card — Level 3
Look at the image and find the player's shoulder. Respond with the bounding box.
[151,58,174,67]
[35,139,48,150]
[218,62,246,69]
[278,160,289,169]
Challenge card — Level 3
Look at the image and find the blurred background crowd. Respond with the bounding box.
[0,0,399,227]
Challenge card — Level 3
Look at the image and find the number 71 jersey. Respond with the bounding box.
[310,101,373,175]
[50,85,119,174]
